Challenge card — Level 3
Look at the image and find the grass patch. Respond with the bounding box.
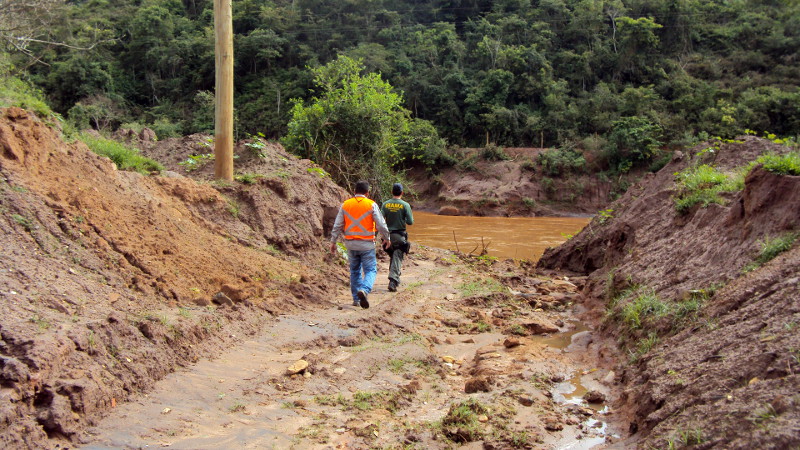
[750,403,778,428]
[744,232,799,271]
[80,133,163,175]
[673,164,744,214]
[617,288,670,330]
[607,284,715,360]
[234,173,263,184]
[11,214,34,232]
[628,332,659,362]
[314,394,347,406]
[666,427,706,449]
[437,398,489,443]
[0,67,55,119]
[458,278,506,297]
[755,151,800,176]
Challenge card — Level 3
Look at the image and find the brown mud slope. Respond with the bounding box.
[408,148,613,217]
[539,136,800,448]
[0,107,346,448]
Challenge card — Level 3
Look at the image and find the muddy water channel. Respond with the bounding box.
[413,212,590,260]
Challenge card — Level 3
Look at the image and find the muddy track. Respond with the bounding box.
[82,246,625,449]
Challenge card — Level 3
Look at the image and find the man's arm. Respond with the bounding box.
[329,207,344,252]
[405,203,414,226]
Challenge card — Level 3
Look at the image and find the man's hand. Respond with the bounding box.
[382,240,391,250]
[330,242,337,253]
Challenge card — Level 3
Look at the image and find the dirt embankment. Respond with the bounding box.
[408,147,615,217]
[539,136,800,448]
[0,107,347,448]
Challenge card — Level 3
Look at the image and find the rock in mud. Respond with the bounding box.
[583,390,606,403]
[518,394,535,406]
[212,291,233,306]
[503,337,521,348]
[523,317,560,335]
[465,376,493,393]
[286,359,309,375]
[543,416,564,431]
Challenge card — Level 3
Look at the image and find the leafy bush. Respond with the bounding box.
[537,147,586,176]
[79,133,163,175]
[283,56,419,199]
[396,118,454,170]
[673,165,744,214]
[755,152,800,176]
[149,118,180,139]
[480,144,510,161]
[606,116,663,173]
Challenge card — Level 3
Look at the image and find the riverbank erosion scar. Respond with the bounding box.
[538,136,800,448]
[0,107,347,448]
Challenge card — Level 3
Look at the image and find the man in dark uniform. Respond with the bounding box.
[381,183,414,292]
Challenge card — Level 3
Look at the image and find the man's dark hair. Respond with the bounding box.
[354,180,370,194]
[392,183,403,196]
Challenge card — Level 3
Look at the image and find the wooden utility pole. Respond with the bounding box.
[214,0,234,181]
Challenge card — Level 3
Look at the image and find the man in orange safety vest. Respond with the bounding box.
[330,180,391,308]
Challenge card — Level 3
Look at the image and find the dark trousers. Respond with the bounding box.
[387,231,408,283]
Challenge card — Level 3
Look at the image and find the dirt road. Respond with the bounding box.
[82,246,623,449]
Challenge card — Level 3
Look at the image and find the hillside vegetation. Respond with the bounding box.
[2,1,798,165]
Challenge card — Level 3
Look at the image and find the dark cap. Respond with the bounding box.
[392,183,403,196]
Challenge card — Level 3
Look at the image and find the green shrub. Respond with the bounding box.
[537,147,586,176]
[149,118,180,139]
[606,116,663,172]
[755,152,800,176]
[79,133,163,175]
[481,144,511,161]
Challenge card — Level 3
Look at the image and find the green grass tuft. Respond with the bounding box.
[755,152,800,176]
[673,164,745,214]
[80,133,163,175]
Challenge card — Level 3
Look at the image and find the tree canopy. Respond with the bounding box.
[4,0,799,163]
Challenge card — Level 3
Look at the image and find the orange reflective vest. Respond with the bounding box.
[342,196,377,240]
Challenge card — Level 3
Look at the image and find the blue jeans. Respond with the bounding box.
[348,249,377,302]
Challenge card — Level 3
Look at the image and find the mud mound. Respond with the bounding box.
[0,107,347,447]
[538,136,800,447]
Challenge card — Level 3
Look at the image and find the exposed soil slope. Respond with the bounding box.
[408,148,614,217]
[538,136,800,448]
[0,107,346,448]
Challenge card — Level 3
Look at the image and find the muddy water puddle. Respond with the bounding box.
[413,211,590,260]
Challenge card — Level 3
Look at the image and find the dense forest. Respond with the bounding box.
[2,0,799,177]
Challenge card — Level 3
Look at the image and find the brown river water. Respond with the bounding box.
[410,211,591,261]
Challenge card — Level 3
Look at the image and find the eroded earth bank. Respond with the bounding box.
[1,107,799,449]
